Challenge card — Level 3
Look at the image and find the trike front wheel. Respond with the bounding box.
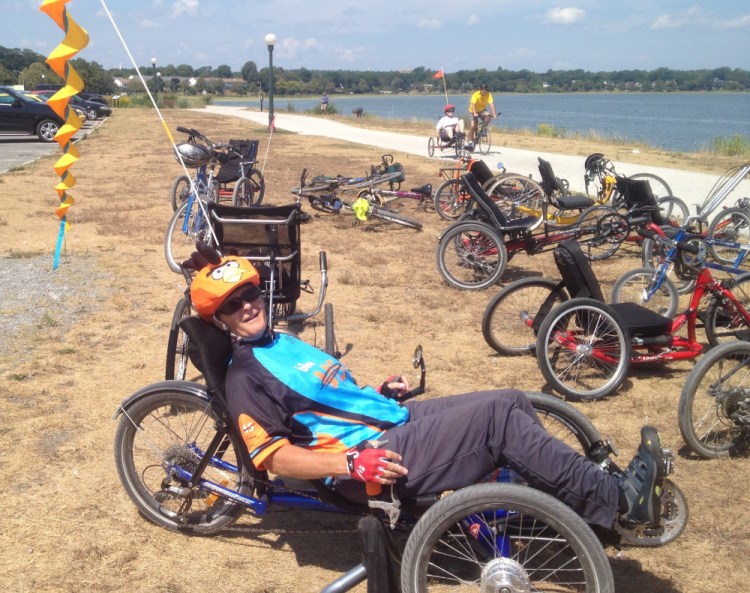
[400,482,614,593]
[704,272,750,346]
[427,136,435,158]
[482,278,569,356]
[434,178,471,220]
[536,298,631,400]
[114,386,254,534]
[436,222,507,290]
[611,267,679,318]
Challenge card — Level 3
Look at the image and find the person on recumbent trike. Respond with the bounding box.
[435,104,465,147]
[184,242,680,541]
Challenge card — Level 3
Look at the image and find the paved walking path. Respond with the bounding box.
[200,105,750,213]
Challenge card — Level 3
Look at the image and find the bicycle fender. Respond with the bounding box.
[112,380,210,420]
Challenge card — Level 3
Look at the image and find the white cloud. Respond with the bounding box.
[467,15,480,26]
[172,0,198,17]
[304,38,320,50]
[139,20,162,29]
[545,7,585,25]
[417,19,442,30]
[715,15,750,29]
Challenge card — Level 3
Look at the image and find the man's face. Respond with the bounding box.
[217,291,268,339]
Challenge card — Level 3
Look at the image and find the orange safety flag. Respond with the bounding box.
[432,68,444,80]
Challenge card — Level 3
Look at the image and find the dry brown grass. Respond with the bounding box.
[1,109,748,593]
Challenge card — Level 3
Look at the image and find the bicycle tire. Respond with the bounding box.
[165,297,195,381]
[576,205,628,261]
[536,298,631,400]
[611,267,679,318]
[657,196,689,227]
[704,272,750,347]
[324,302,337,357]
[400,482,614,593]
[247,168,266,205]
[525,391,601,456]
[640,232,695,294]
[476,122,492,155]
[482,278,569,356]
[369,204,423,230]
[706,206,750,267]
[436,222,507,290]
[677,340,750,458]
[170,174,191,211]
[231,177,255,207]
[427,137,435,158]
[114,385,254,534]
[630,172,672,199]
[485,174,545,229]
[165,200,213,274]
[433,178,472,221]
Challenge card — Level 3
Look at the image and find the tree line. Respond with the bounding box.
[2,45,749,96]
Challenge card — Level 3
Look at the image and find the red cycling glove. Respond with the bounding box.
[346,447,389,483]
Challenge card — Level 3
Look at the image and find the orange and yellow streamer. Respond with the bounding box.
[40,0,89,269]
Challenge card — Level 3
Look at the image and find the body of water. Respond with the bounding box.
[219,92,749,153]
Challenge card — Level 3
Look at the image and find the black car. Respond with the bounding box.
[78,92,109,106]
[70,95,112,120]
[0,85,64,142]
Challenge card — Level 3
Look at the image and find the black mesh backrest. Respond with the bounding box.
[180,316,233,392]
[460,172,508,227]
[553,240,605,301]
[214,139,259,183]
[616,177,666,225]
[468,160,494,186]
[208,202,302,304]
[537,158,565,197]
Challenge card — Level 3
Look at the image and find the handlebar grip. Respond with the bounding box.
[176,126,192,134]
[639,228,656,240]
[319,251,327,272]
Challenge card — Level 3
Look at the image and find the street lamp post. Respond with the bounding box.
[264,33,277,129]
[151,57,157,95]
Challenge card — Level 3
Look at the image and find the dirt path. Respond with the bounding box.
[0,108,748,593]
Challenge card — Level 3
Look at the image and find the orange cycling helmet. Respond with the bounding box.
[190,256,261,321]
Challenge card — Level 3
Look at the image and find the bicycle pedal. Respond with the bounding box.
[661,448,675,476]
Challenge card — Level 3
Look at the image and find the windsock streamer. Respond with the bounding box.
[40,0,89,269]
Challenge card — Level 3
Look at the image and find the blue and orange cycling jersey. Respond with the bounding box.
[225,332,409,469]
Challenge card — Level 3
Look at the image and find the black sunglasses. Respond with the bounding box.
[218,284,263,316]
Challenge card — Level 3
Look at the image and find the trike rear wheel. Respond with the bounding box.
[427,136,435,158]
[704,272,750,346]
[114,386,254,534]
[400,482,614,593]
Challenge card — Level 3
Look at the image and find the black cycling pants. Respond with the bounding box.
[380,389,620,529]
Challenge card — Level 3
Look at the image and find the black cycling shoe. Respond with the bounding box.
[615,426,667,527]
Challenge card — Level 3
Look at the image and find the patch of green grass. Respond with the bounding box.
[57,347,77,355]
[8,164,26,173]
[8,373,28,381]
[710,135,750,157]
[537,123,567,138]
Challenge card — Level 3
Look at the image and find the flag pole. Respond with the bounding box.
[442,70,448,105]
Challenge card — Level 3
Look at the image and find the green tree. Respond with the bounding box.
[22,62,61,89]
[240,60,257,83]
[214,64,232,79]
[175,64,194,77]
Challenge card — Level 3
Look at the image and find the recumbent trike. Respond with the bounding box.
[115,313,686,592]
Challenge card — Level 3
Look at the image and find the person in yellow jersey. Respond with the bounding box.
[468,83,496,143]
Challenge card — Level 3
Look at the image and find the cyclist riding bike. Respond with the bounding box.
[435,104,465,144]
[185,243,673,535]
[468,83,496,143]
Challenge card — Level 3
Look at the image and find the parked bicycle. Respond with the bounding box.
[293,170,423,231]
[169,127,265,210]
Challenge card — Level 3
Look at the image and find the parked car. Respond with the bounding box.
[78,92,109,106]
[26,90,87,123]
[34,90,111,120]
[0,85,64,141]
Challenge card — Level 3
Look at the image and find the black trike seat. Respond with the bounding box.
[461,172,541,232]
[538,158,595,211]
[614,176,667,227]
[409,184,432,196]
[214,139,259,184]
[553,239,673,337]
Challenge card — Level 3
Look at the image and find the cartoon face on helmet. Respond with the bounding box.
[190,256,261,321]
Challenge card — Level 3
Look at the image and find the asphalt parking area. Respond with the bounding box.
[0,117,105,174]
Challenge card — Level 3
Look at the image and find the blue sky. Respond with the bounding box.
[5,0,750,73]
